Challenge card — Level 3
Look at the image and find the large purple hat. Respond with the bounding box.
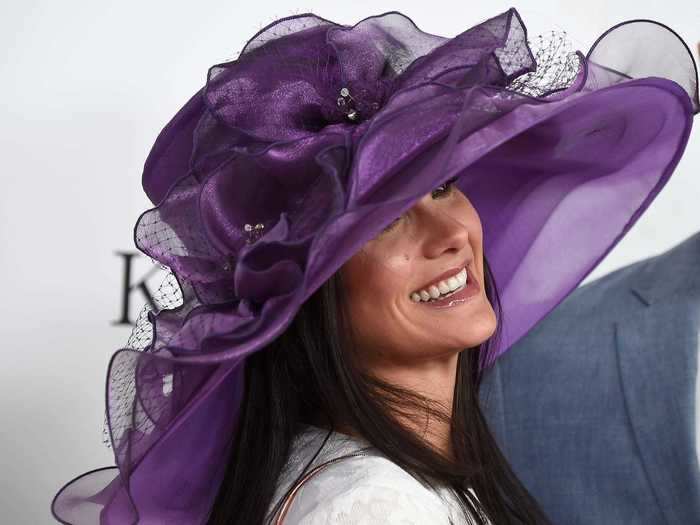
[52,7,698,524]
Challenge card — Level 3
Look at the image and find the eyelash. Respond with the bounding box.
[381,176,459,233]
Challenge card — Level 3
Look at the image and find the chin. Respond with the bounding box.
[465,309,498,347]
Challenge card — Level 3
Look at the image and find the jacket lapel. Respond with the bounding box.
[615,270,700,523]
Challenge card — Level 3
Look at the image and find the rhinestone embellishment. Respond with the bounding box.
[337,86,359,121]
[221,256,234,271]
[243,222,265,244]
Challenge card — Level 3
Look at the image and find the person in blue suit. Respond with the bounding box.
[479,230,700,524]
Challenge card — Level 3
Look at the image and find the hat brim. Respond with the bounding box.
[305,75,694,364]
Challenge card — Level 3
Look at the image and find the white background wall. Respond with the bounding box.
[1,1,697,523]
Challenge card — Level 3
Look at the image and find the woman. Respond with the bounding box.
[221,178,543,524]
[51,7,698,525]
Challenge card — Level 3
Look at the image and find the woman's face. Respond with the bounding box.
[340,180,497,369]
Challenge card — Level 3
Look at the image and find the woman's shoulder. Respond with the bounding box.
[268,424,455,524]
[287,454,454,524]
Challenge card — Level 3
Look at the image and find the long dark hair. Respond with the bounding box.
[205,255,553,524]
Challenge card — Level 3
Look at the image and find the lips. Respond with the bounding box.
[412,257,473,295]
[418,265,481,308]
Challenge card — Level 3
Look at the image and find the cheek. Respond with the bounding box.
[457,193,482,233]
[346,260,406,312]
[456,194,484,256]
[343,249,412,297]
[341,254,411,347]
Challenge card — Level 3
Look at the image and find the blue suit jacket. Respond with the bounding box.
[478,231,700,524]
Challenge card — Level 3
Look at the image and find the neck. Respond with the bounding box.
[385,351,458,461]
[314,351,459,461]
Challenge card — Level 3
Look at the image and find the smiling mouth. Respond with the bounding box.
[409,262,481,304]
[413,264,481,307]
[409,267,466,301]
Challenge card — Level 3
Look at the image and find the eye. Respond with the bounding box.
[380,177,460,234]
[381,217,401,233]
[431,176,459,198]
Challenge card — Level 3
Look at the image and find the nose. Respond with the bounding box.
[414,205,469,258]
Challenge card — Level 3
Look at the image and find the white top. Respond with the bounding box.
[266,423,493,524]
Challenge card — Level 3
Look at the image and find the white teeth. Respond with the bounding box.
[457,267,468,286]
[410,267,468,303]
